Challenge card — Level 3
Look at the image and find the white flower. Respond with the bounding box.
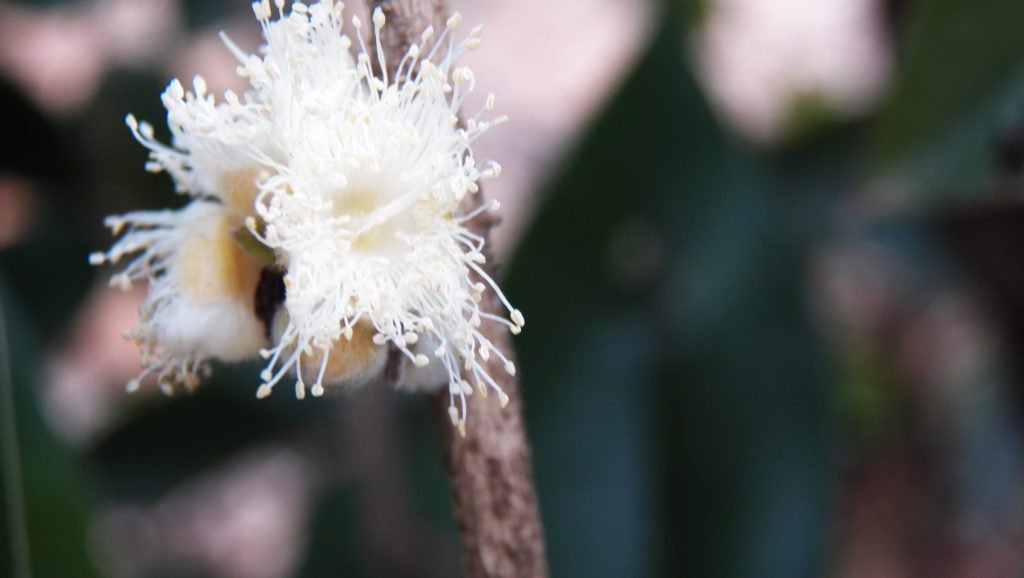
[89,200,267,393]
[92,0,522,434]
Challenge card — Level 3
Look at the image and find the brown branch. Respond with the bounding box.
[428,323,547,578]
[370,0,449,75]
[367,1,548,576]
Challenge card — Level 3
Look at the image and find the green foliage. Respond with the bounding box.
[0,284,100,578]
[868,0,1024,208]
[506,13,831,578]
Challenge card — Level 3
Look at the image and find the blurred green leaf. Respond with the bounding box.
[0,70,179,344]
[180,0,238,31]
[0,280,99,578]
[868,0,1024,209]
[295,488,366,578]
[89,366,333,503]
[506,7,831,577]
[674,0,713,28]
[76,69,182,218]
[0,76,96,342]
[0,76,73,184]
[0,227,96,342]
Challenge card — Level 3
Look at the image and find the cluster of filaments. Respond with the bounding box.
[90,207,210,394]
[91,0,522,434]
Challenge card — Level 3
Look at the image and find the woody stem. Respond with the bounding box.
[367,1,548,576]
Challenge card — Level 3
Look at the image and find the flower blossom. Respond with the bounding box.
[90,0,522,433]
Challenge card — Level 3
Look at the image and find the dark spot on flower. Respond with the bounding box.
[254,267,285,339]
[384,343,403,382]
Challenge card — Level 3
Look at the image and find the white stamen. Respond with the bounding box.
[97,0,519,433]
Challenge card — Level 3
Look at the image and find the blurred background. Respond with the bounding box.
[3,0,1024,576]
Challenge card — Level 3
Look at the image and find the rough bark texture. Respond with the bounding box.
[368,1,549,576]
[369,0,449,76]
[428,337,547,578]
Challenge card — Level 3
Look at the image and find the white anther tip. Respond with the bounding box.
[498,392,510,408]
[414,354,430,368]
[511,309,525,327]
[193,75,207,96]
[256,384,273,399]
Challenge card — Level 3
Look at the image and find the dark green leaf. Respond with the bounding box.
[506,9,832,577]
[0,279,99,578]
[868,0,1024,209]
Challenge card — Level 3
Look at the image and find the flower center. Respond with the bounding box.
[332,187,416,256]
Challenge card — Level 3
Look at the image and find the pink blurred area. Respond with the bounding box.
[0,0,180,114]
[92,448,314,578]
[814,241,1024,578]
[452,0,653,252]
[697,0,891,141]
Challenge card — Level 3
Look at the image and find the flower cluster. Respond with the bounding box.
[90,0,521,433]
